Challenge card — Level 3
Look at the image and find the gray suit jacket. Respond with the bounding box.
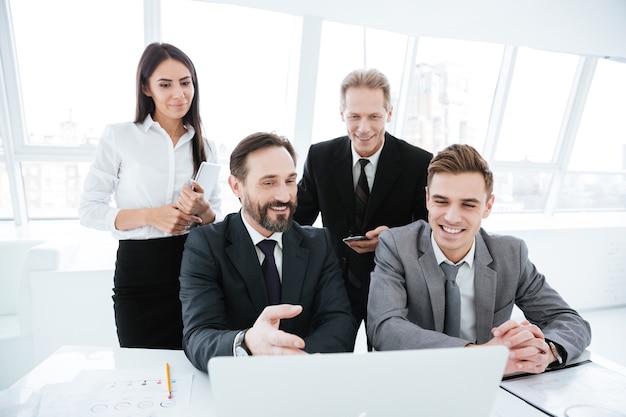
[180,212,357,372]
[367,220,591,364]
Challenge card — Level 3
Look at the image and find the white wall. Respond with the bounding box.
[501,227,626,310]
[30,268,117,364]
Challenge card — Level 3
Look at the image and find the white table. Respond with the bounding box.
[2,345,623,417]
[1,345,214,417]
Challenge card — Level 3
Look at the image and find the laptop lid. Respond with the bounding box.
[208,346,508,417]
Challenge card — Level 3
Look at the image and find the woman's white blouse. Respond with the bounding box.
[79,115,222,240]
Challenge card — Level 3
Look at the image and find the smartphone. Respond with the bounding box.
[192,162,221,193]
[342,235,367,242]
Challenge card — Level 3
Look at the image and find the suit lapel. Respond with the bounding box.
[330,139,356,228]
[417,227,447,333]
[225,213,269,312]
[280,228,309,304]
[419,224,498,342]
[473,232,497,344]
[366,133,401,227]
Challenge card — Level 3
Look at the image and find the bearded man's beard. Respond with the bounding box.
[243,198,296,233]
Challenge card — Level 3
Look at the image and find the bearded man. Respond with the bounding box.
[179,132,357,372]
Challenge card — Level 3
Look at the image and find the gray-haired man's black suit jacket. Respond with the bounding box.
[295,133,432,320]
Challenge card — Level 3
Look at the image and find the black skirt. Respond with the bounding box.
[113,234,188,349]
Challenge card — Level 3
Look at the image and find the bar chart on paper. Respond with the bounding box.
[36,369,193,417]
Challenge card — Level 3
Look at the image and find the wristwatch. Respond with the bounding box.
[233,329,252,357]
[547,340,564,367]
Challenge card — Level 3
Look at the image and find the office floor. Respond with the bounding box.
[355,306,626,368]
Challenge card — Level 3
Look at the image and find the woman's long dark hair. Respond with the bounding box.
[135,42,206,176]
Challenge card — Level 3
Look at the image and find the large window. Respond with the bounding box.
[557,173,626,211]
[6,0,143,219]
[1,0,625,223]
[10,0,143,147]
[162,1,301,151]
[161,0,302,214]
[404,37,503,153]
[491,53,626,213]
[313,33,503,154]
[558,58,626,211]
[492,171,552,212]
[569,59,626,172]
[496,48,579,163]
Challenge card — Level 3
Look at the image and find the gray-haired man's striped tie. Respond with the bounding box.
[354,158,370,233]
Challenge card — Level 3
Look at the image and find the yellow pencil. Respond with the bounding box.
[165,362,172,399]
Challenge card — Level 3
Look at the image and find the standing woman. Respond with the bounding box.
[79,42,221,349]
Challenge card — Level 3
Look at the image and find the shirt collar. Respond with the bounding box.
[240,211,283,249]
[138,114,195,144]
[431,232,475,268]
[351,136,384,168]
[138,114,156,132]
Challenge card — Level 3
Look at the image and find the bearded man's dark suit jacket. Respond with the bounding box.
[295,133,432,321]
[179,212,357,372]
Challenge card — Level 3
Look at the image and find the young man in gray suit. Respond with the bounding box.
[367,144,591,376]
[180,132,356,372]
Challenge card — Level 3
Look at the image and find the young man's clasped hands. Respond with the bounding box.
[477,320,557,375]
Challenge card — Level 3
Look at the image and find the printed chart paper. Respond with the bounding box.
[36,369,193,417]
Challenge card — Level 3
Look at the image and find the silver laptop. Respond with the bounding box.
[208,346,508,417]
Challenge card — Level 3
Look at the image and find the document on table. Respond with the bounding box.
[500,361,626,417]
[490,387,550,417]
[35,369,193,417]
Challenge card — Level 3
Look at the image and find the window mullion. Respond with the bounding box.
[393,35,418,138]
[544,56,597,215]
[144,0,162,44]
[483,45,516,162]
[1,0,28,224]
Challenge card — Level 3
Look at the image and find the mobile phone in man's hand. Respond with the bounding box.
[342,235,367,242]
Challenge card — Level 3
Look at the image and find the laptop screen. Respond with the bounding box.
[209,346,507,417]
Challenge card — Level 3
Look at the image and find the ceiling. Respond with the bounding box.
[207,0,626,60]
